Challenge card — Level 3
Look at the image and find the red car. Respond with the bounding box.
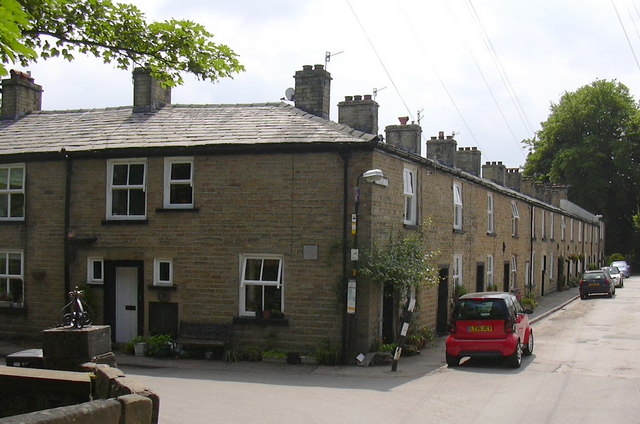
[446,292,534,368]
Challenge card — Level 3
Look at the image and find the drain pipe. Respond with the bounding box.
[340,150,351,364]
[63,148,71,303]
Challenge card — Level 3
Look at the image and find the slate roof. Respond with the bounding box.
[0,102,376,157]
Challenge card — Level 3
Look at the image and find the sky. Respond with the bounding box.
[16,0,640,169]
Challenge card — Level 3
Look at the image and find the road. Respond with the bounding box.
[123,277,640,424]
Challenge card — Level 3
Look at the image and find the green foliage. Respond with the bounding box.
[454,283,468,299]
[314,339,338,365]
[358,219,440,293]
[223,349,240,363]
[145,334,172,356]
[521,292,538,310]
[523,79,640,255]
[587,263,599,270]
[1,0,244,84]
[608,253,625,263]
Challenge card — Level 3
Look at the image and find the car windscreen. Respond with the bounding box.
[583,272,605,280]
[612,261,626,268]
[453,299,507,320]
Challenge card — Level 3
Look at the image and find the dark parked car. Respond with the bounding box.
[579,270,615,299]
[445,292,533,369]
[611,260,631,278]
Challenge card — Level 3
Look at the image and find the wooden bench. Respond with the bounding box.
[176,321,232,352]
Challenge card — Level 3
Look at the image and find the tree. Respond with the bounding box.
[523,79,640,255]
[0,0,244,86]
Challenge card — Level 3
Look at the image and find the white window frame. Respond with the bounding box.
[0,163,25,221]
[570,218,574,241]
[453,182,463,230]
[578,221,583,242]
[87,257,104,285]
[153,258,173,286]
[511,201,520,237]
[532,207,536,238]
[487,255,494,287]
[511,255,517,287]
[239,254,284,317]
[541,210,546,239]
[549,252,554,280]
[163,157,194,209]
[403,167,417,225]
[561,216,566,241]
[487,193,494,234]
[0,250,24,305]
[550,213,555,240]
[453,254,463,286]
[106,159,147,220]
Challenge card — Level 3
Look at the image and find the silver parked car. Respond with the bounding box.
[611,260,631,278]
[601,266,624,288]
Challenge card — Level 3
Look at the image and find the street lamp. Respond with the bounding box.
[344,168,385,361]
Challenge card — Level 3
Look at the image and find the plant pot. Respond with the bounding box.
[134,342,146,356]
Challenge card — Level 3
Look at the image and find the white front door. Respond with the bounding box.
[115,267,138,343]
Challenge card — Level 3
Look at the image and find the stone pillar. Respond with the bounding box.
[294,64,332,119]
[338,94,379,135]
[1,70,42,119]
[42,325,116,371]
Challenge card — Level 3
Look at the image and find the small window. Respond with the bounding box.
[510,255,517,286]
[0,164,25,220]
[561,216,566,241]
[453,254,463,286]
[154,258,173,286]
[550,213,555,240]
[453,182,463,230]
[511,201,519,237]
[487,193,494,234]
[164,157,194,208]
[0,251,24,305]
[239,255,283,317]
[87,257,104,284]
[487,255,494,287]
[403,167,416,225]
[106,159,147,219]
[541,210,546,239]
[570,218,574,241]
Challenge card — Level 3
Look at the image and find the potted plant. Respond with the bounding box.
[131,336,147,356]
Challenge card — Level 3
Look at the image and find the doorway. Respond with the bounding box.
[105,260,144,343]
[476,263,485,292]
[503,262,510,292]
[436,267,449,335]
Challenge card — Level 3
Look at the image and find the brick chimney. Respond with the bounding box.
[505,168,522,191]
[455,147,481,176]
[133,68,171,112]
[338,94,378,135]
[482,161,507,185]
[426,131,456,167]
[1,70,42,119]
[294,65,332,119]
[385,117,422,155]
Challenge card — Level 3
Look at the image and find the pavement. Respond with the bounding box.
[0,286,580,377]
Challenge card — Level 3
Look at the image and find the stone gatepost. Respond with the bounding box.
[42,325,116,371]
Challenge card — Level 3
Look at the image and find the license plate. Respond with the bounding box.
[588,283,600,287]
[468,325,492,332]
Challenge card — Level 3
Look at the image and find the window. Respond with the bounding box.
[403,167,416,225]
[541,210,546,239]
[550,213,555,240]
[154,258,173,286]
[453,254,463,287]
[531,207,536,238]
[487,193,494,234]
[570,218,574,241]
[0,164,25,220]
[106,159,147,219]
[87,257,104,284]
[487,255,494,287]
[549,252,554,280]
[239,255,283,317]
[453,182,463,230]
[578,221,583,242]
[510,255,517,287]
[0,251,23,305]
[511,201,519,237]
[561,216,566,241]
[164,157,194,208]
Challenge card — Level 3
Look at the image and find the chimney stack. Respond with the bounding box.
[426,131,457,167]
[1,70,42,119]
[338,94,379,135]
[482,161,507,185]
[294,64,332,119]
[505,168,522,191]
[455,147,481,176]
[385,117,422,155]
[133,68,171,112]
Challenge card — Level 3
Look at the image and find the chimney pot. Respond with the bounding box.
[314,64,325,70]
[438,131,445,139]
[364,94,372,100]
[345,95,353,102]
[398,116,409,125]
[354,95,362,101]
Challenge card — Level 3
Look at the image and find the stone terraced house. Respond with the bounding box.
[0,65,604,360]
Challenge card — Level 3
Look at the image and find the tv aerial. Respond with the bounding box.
[373,86,387,100]
[325,50,344,68]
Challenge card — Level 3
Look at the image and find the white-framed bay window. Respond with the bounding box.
[153,258,173,286]
[106,159,147,219]
[87,257,104,285]
[239,254,283,317]
[0,251,24,305]
[453,182,463,230]
[0,163,25,220]
[403,167,417,225]
[163,157,194,208]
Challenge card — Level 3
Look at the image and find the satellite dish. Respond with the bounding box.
[284,87,295,101]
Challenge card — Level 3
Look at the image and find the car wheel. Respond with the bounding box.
[508,341,522,368]
[580,293,586,300]
[608,289,613,298]
[446,353,460,368]
[523,331,534,356]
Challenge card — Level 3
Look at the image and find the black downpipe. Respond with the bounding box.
[63,149,71,303]
[340,151,350,363]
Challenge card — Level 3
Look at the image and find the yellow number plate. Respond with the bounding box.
[468,325,492,332]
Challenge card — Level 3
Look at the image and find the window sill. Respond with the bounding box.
[148,284,177,291]
[403,223,419,230]
[156,207,199,213]
[0,304,27,315]
[453,228,464,234]
[486,231,497,237]
[0,220,25,224]
[233,316,289,326]
[102,219,148,225]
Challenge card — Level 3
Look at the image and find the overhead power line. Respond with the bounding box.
[611,0,640,71]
